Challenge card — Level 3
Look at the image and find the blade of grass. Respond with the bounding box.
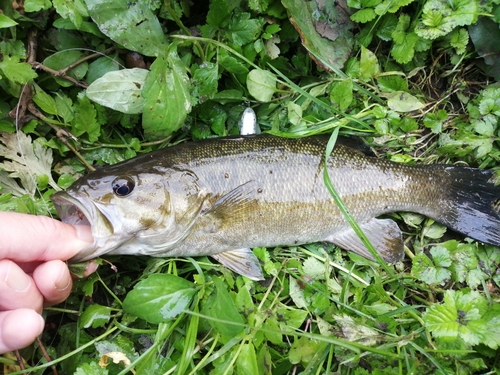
[322,130,396,278]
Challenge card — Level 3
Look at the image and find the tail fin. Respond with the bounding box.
[436,166,500,246]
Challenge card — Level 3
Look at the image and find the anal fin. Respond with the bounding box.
[211,248,264,280]
[328,218,404,263]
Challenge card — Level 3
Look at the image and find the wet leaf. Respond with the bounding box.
[201,277,244,337]
[86,68,148,114]
[79,304,112,328]
[85,0,168,56]
[247,69,277,102]
[387,91,424,112]
[282,0,353,71]
[122,274,197,324]
[142,49,192,140]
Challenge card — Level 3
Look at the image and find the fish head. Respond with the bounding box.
[51,166,182,262]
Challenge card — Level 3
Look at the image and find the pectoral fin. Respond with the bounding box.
[211,248,264,281]
[203,181,258,222]
[328,218,404,263]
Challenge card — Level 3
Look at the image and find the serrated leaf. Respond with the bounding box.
[247,69,277,102]
[122,274,197,324]
[330,78,353,110]
[227,13,264,45]
[86,68,148,114]
[53,0,88,29]
[32,87,58,116]
[85,0,168,56]
[73,96,100,141]
[350,8,377,23]
[0,132,58,196]
[0,56,37,84]
[387,91,424,112]
[142,49,192,140]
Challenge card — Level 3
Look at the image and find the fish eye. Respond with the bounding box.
[112,177,135,197]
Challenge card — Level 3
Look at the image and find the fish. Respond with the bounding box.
[51,134,500,280]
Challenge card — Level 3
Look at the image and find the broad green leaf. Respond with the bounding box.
[0,14,17,28]
[43,51,88,87]
[387,91,424,112]
[79,304,112,328]
[201,277,244,337]
[86,68,148,114]
[85,0,168,56]
[236,343,259,375]
[122,274,197,324]
[282,0,353,71]
[359,46,380,81]
[24,0,51,12]
[86,55,121,84]
[247,69,277,102]
[142,49,192,140]
[412,251,450,285]
[330,79,353,110]
[32,87,58,116]
[206,0,238,27]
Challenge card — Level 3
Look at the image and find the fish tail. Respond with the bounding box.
[434,166,500,246]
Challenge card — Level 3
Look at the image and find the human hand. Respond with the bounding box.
[0,212,95,354]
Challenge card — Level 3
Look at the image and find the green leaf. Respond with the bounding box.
[359,46,380,80]
[201,277,244,337]
[424,290,495,346]
[227,13,264,45]
[85,0,168,56]
[53,0,88,29]
[206,0,238,27]
[24,0,51,12]
[330,79,353,110]
[247,69,277,102]
[43,51,88,87]
[350,8,377,23]
[123,274,197,324]
[412,250,451,285]
[75,361,109,375]
[142,49,192,140]
[0,56,37,84]
[282,0,353,71]
[79,304,112,328]
[86,68,148,114]
[0,14,18,28]
[32,87,58,116]
[387,91,424,112]
[73,96,100,142]
[191,62,219,104]
[236,343,259,375]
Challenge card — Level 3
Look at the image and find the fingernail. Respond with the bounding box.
[73,225,94,244]
[3,261,32,293]
[54,263,71,292]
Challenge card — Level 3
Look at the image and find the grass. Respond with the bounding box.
[1,0,500,374]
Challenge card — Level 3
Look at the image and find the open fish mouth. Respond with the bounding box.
[51,191,118,262]
[51,191,93,227]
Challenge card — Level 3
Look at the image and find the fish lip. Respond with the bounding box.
[51,191,115,262]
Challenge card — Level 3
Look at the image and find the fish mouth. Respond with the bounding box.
[51,191,116,262]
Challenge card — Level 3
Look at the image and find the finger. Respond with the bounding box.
[0,260,43,312]
[0,212,93,262]
[0,309,45,354]
[33,260,73,306]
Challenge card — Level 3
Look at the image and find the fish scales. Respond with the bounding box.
[51,135,500,280]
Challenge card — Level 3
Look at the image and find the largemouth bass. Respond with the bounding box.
[51,135,500,280]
